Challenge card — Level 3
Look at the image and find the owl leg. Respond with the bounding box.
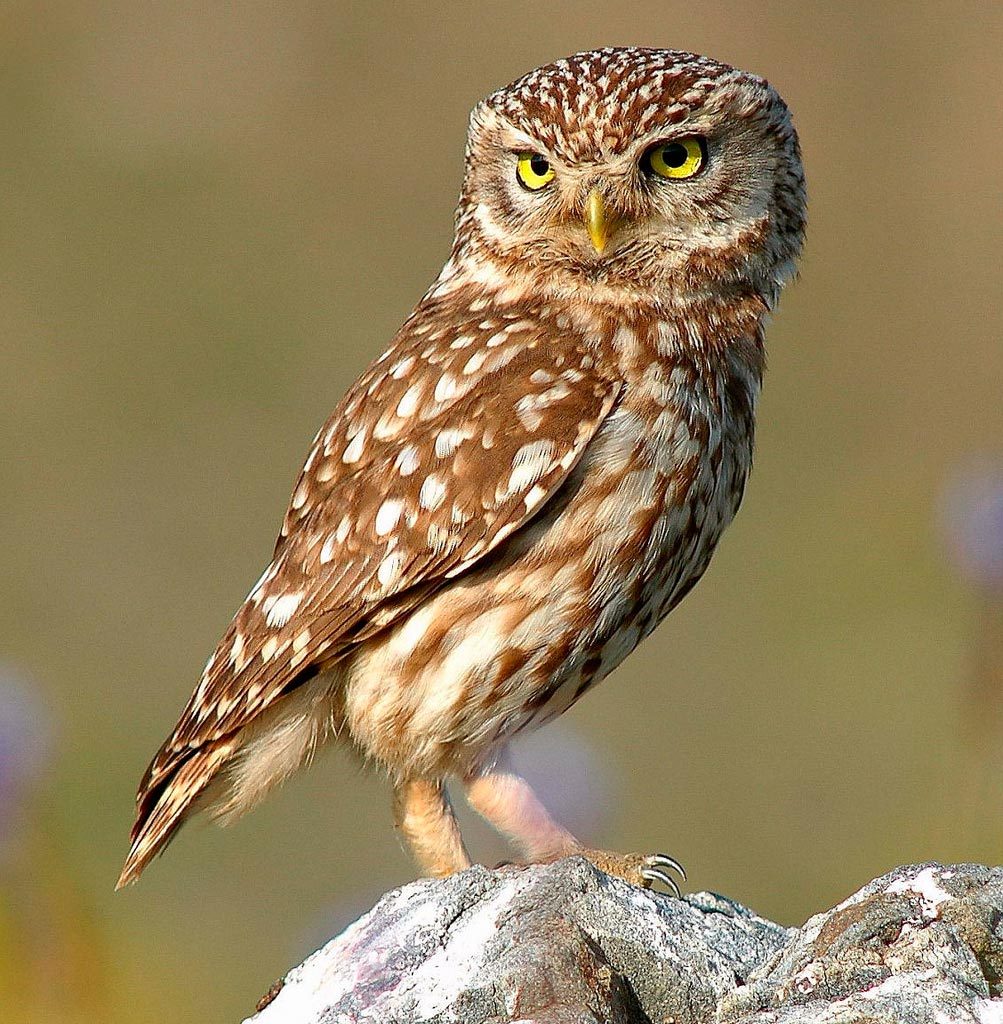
[464,754,685,896]
[392,777,471,878]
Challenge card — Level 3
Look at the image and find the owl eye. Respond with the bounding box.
[641,136,706,180]
[516,153,556,191]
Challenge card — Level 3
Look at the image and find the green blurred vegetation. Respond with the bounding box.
[3,1,1002,1020]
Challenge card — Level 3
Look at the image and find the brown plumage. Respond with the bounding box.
[118,47,806,890]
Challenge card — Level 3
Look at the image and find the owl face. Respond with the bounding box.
[454,48,805,304]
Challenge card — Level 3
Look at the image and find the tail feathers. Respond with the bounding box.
[116,742,233,889]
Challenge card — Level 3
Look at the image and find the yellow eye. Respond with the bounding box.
[642,136,706,180]
[516,153,556,191]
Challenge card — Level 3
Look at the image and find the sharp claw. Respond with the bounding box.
[647,853,686,881]
[640,866,682,898]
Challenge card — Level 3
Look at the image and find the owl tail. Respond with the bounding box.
[115,742,233,889]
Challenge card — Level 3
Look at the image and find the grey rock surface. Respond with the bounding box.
[246,860,1003,1024]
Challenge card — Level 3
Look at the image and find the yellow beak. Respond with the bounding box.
[583,187,618,254]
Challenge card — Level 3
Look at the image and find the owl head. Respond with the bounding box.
[453,47,806,307]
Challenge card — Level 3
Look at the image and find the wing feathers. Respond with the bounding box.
[124,303,622,880]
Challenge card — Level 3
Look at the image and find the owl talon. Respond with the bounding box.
[646,852,686,881]
[576,848,686,896]
[640,862,683,897]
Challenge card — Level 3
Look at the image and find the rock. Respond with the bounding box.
[245,860,1003,1023]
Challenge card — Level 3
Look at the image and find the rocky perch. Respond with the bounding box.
[246,860,1003,1023]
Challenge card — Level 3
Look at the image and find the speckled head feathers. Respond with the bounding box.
[481,47,759,161]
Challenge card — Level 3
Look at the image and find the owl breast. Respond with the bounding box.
[343,318,760,780]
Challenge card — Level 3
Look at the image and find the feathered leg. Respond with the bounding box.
[392,777,471,877]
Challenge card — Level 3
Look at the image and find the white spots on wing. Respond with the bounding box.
[506,439,555,495]
[292,628,311,654]
[343,428,368,464]
[316,459,336,482]
[435,428,466,459]
[515,397,544,432]
[377,550,405,588]
[462,350,487,375]
[373,409,403,440]
[427,522,458,555]
[419,474,447,511]
[395,444,421,476]
[247,562,279,603]
[291,480,311,510]
[540,381,572,405]
[375,499,403,537]
[449,334,474,350]
[558,445,580,470]
[434,374,457,403]
[264,591,303,628]
[390,355,416,379]
[397,384,423,418]
[320,532,338,564]
[529,368,554,386]
[524,483,548,512]
[485,331,508,348]
[319,515,353,563]
[228,632,246,670]
[261,636,279,662]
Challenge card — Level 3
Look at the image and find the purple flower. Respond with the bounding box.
[510,719,617,844]
[941,458,1003,591]
[0,665,52,853]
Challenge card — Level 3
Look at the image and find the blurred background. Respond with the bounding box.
[3,0,1003,1020]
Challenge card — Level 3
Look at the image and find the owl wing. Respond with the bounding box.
[123,308,621,877]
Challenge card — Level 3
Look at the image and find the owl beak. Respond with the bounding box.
[583,188,620,254]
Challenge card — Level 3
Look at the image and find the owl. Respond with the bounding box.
[117,47,806,893]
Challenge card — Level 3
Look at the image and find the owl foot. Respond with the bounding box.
[577,848,686,897]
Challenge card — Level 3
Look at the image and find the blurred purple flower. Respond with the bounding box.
[0,664,52,853]
[510,719,618,844]
[941,458,1003,591]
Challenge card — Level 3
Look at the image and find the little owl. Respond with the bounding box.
[118,47,806,893]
